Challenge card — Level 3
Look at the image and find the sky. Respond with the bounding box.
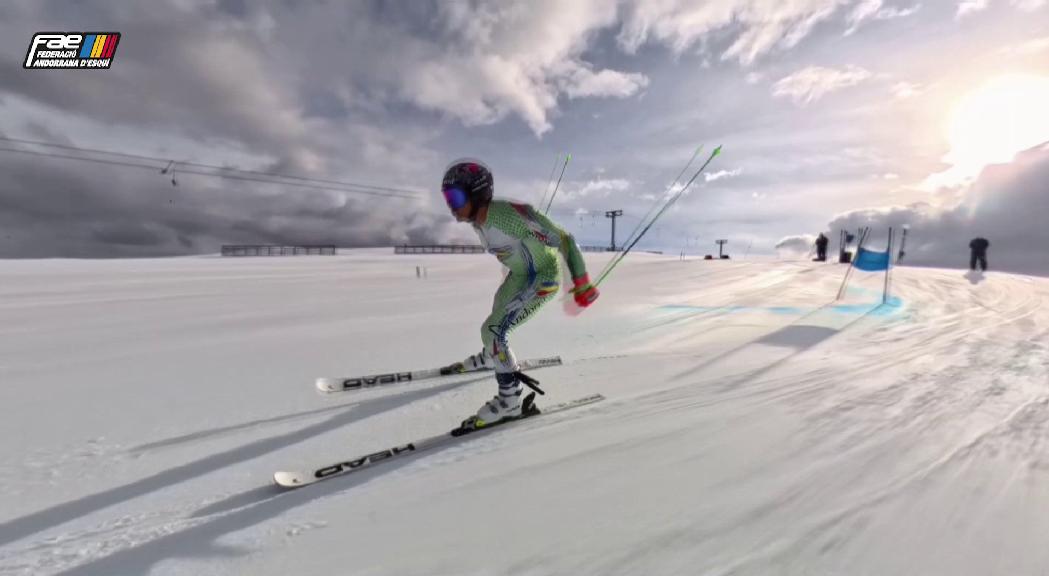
[0,0,1047,271]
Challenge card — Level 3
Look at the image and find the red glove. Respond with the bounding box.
[572,274,599,307]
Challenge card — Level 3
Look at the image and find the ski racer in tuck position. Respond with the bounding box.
[441,158,599,429]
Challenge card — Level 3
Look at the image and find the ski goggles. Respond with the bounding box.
[443,186,469,210]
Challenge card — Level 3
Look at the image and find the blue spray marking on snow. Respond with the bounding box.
[658,305,807,315]
[658,305,803,315]
[659,296,902,317]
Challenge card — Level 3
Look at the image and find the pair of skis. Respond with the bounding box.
[276,355,604,489]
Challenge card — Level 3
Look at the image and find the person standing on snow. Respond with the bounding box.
[441,158,599,429]
[969,237,990,272]
[814,233,829,262]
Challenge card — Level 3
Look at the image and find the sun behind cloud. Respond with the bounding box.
[937,75,1049,186]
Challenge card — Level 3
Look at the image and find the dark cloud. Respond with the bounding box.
[217,0,249,19]
[0,152,455,258]
[91,220,169,247]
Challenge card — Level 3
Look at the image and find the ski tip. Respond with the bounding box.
[524,356,562,369]
[274,471,310,488]
[314,378,339,393]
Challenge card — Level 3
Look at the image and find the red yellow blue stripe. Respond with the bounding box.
[78,33,120,59]
[79,35,95,58]
[91,34,106,58]
[536,281,559,297]
[102,34,118,58]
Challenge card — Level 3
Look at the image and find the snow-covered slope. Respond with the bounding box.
[1,250,1047,575]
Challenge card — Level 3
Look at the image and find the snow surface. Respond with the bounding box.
[2,250,1048,575]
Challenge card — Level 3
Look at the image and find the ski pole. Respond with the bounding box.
[596,145,722,287]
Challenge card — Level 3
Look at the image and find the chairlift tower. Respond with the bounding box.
[605,210,623,251]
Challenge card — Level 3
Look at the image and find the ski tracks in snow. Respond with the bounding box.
[3,259,1049,575]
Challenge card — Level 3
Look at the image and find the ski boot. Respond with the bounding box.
[455,392,539,436]
[456,371,544,433]
[440,349,493,376]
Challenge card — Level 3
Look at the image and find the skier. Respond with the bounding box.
[441,158,599,428]
[814,233,829,262]
[969,237,990,272]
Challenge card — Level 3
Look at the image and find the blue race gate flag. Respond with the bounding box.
[853,247,890,271]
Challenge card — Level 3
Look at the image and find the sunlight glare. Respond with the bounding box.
[946,74,1049,173]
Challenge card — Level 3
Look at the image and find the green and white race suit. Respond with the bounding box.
[472,200,588,373]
